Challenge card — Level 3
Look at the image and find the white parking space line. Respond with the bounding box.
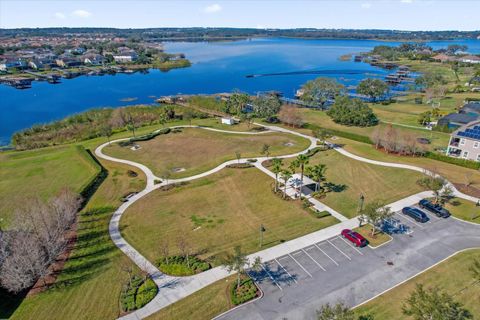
[275,258,298,284]
[302,248,326,271]
[305,246,315,251]
[278,256,289,261]
[288,253,313,278]
[315,243,339,266]
[339,236,364,255]
[292,251,302,256]
[261,264,282,291]
[395,212,424,228]
[327,239,351,260]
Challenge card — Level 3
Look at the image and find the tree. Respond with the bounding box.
[271,158,283,193]
[158,110,168,127]
[235,151,241,163]
[225,92,250,115]
[360,201,393,237]
[402,284,472,320]
[417,111,431,126]
[300,77,345,107]
[317,302,355,320]
[101,124,113,144]
[415,72,447,89]
[306,164,327,192]
[278,105,304,128]
[439,185,454,205]
[253,95,281,117]
[177,234,191,268]
[161,170,171,184]
[417,171,445,204]
[327,96,378,127]
[313,128,331,145]
[222,245,248,288]
[356,78,389,102]
[126,113,137,138]
[293,154,309,195]
[159,240,170,265]
[183,109,194,126]
[280,170,293,199]
[261,144,271,158]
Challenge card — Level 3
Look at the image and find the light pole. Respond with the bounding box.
[358,193,365,213]
[259,224,266,248]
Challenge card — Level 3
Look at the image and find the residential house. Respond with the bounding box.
[83,54,105,65]
[432,53,455,63]
[437,113,479,129]
[0,59,27,71]
[459,101,480,114]
[55,57,82,68]
[459,55,480,64]
[113,50,138,63]
[447,121,480,161]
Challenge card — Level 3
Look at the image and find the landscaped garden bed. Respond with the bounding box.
[230,277,260,306]
[354,224,392,248]
[120,275,158,313]
[156,256,211,276]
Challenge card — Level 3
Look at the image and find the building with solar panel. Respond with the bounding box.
[447,120,480,161]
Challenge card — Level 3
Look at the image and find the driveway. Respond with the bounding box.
[217,209,480,320]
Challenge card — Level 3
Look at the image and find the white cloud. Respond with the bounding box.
[204,4,222,13]
[54,12,66,19]
[401,0,413,3]
[361,3,372,9]
[72,9,92,18]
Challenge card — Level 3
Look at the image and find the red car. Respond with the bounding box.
[341,229,368,247]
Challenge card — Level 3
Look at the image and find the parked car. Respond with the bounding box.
[418,199,451,218]
[402,207,429,223]
[341,229,368,247]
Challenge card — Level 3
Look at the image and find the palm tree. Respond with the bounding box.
[306,164,327,192]
[222,245,249,288]
[271,158,283,192]
[293,154,309,196]
[280,169,293,199]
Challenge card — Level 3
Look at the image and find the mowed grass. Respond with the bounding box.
[4,159,147,320]
[147,276,236,320]
[285,150,426,218]
[103,127,310,178]
[0,145,99,226]
[355,249,480,319]
[445,198,480,224]
[333,137,480,190]
[297,108,450,150]
[121,168,338,264]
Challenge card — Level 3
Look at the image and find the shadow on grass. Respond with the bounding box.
[0,288,28,319]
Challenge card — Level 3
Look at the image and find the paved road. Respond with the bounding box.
[217,209,480,320]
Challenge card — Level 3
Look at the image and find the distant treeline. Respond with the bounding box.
[1,27,479,41]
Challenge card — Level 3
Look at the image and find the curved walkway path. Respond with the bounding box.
[95,124,479,320]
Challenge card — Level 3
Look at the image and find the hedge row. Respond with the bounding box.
[157,256,211,276]
[76,146,108,209]
[121,276,158,312]
[118,127,171,147]
[305,123,373,145]
[424,151,480,170]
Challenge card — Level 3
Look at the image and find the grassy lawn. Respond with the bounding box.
[2,159,147,320]
[0,145,99,226]
[297,108,450,150]
[285,150,426,218]
[353,224,392,248]
[355,249,480,319]
[445,198,480,224]
[147,275,236,320]
[103,127,310,178]
[332,137,480,190]
[120,167,338,264]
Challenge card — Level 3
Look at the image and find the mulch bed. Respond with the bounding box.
[453,183,480,198]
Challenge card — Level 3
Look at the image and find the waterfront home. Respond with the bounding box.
[83,54,105,65]
[55,57,82,68]
[459,55,480,64]
[432,53,455,63]
[113,50,138,63]
[447,120,480,161]
[459,101,480,114]
[437,113,479,129]
[0,59,28,71]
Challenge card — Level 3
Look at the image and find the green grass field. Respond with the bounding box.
[333,137,480,190]
[445,198,480,224]
[2,159,147,320]
[0,145,99,226]
[285,149,426,218]
[355,249,480,319]
[120,167,338,264]
[103,127,310,178]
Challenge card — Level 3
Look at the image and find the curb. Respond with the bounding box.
[211,281,264,320]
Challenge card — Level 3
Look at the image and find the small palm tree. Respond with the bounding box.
[271,158,283,192]
[306,164,327,192]
[280,169,293,199]
[223,245,249,288]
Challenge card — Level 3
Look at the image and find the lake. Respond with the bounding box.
[1,38,479,145]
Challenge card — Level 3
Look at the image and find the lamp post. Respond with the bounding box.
[259,224,266,248]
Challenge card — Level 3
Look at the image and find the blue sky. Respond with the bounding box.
[0,0,479,30]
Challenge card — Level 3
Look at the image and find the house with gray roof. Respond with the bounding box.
[447,120,480,161]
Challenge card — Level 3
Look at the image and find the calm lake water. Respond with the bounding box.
[1,38,479,145]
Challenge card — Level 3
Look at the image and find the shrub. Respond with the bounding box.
[308,208,331,219]
[304,123,373,144]
[156,256,211,276]
[135,279,158,309]
[120,275,157,312]
[230,278,259,305]
[327,96,378,127]
[424,151,480,170]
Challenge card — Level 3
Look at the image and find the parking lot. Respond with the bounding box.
[221,205,480,320]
